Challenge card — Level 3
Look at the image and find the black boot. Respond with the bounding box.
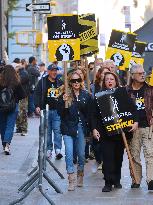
[148,180,153,190]
[114,181,122,189]
[131,183,140,188]
[102,182,112,192]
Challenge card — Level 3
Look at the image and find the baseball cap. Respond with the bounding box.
[38,62,45,67]
[47,64,58,71]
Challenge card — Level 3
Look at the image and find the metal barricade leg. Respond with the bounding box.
[9,180,38,205]
[18,170,39,192]
[27,165,38,176]
[43,171,63,193]
[46,157,65,179]
[9,106,63,205]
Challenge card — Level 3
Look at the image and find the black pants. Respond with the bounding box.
[102,139,124,185]
[92,138,102,164]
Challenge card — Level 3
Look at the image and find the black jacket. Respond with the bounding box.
[27,64,40,93]
[34,75,63,110]
[18,67,30,97]
[0,83,26,103]
[58,90,92,137]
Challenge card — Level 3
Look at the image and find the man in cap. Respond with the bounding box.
[34,64,63,159]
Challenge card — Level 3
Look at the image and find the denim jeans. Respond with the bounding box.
[47,109,62,152]
[63,123,85,174]
[28,93,35,114]
[0,104,18,146]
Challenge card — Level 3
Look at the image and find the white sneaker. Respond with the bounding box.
[91,161,99,173]
[47,150,52,159]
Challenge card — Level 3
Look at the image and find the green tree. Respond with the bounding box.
[8,0,20,13]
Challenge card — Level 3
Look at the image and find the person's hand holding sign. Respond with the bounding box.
[63,93,68,101]
[93,129,100,141]
[129,122,138,132]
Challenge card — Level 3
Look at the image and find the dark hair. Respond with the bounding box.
[53,61,58,65]
[102,71,120,89]
[95,67,110,85]
[88,62,94,68]
[29,56,35,64]
[0,65,20,88]
[13,58,20,64]
[95,68,103,85]
[21,59,26,65]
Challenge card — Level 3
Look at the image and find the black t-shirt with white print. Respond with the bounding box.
[132,85,149,128]
[45,78,61,110]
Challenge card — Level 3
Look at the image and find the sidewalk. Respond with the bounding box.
[0,117,153,205]
[0,117,39,205]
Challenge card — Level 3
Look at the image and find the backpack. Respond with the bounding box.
[0,88,16,112]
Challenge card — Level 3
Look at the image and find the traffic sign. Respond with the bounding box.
[26,3,51,14]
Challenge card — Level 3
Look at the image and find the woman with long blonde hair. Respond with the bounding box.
[58,71,92,191]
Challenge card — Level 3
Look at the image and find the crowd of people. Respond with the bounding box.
[0,57,153,193]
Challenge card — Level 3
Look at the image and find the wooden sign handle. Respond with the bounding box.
[93,54,97,83]
[121,131,139,184]
[148,110,153,139]
[85,56,91,94]
[64,61,68,108]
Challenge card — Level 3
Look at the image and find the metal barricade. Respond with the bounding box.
[9,105,64,205]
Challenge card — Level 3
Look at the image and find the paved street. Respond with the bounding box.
[0,117,153,205]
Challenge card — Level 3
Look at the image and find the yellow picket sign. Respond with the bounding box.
[79,13,98,56]
[129,41,146,68]
[47,14,80,61]
[130,57,144,67]
[106,47,132,70]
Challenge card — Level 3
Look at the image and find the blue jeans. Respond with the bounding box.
[47,110,62,152]
[63,123,85,174]
[0,104,18,146]
[28,93,35,114]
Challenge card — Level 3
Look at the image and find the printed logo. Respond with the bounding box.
[61,20,66,30]
[136,97,145,110]
[47,87,60,98]
[120,34,127,43]
[110,96,119,113]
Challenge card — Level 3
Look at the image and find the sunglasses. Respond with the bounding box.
[132,72,146,76]
[70,78,82,83]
